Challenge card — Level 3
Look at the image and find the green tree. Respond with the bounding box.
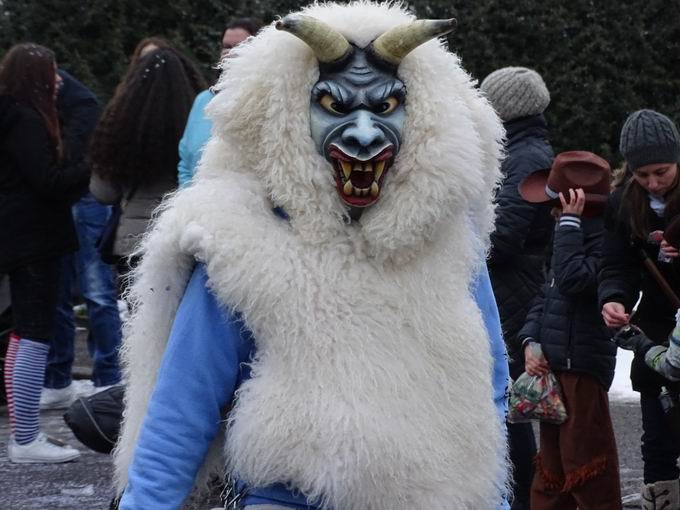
[439,0,680,161]
[0,0,235,98]
[2,0,679,161]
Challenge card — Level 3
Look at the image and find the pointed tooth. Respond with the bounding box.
[353,162,362,173]
[375,160,386,180]
[363,161,373,172]
[370,182,379,197]
[343,180,353,196]
[340,161,351,179]
[353,186,362,197]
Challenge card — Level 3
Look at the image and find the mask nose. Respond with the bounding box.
[341,111,385,150]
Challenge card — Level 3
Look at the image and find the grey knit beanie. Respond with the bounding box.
[619,109,680,171]
[480,67,550,122]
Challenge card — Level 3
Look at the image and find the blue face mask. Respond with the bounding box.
[277,14,456,211]
[310,49,406,208]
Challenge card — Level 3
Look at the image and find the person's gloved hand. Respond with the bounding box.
[612,324,655,354]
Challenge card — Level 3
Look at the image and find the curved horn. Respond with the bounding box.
[275,14,352,64]
[370,19,457,66]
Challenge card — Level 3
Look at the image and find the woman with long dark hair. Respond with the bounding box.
[599,109,680,507]
[0,43,87,462]
[111,36,171,102]
[89,47,205,279]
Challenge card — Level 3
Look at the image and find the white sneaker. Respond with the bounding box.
[40,384,76,410]
[40,380,94,410]
[72,379,95,398]
[8,433,80,463]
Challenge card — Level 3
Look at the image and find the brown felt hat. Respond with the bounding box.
[519,151,611,217]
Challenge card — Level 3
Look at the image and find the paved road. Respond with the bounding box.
[0,407,115,509]
[0,399,647,509]
[0,329,649,509]
[0,326,115,509]
[612,400,645,508]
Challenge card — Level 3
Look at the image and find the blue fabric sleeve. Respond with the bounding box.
[119,264,253,509]
[472,264,510,420]
[471,264,511,510]
[177,126,192,187]
[177,90,213,187]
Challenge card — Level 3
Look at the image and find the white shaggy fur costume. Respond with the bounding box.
[114,2,507,508]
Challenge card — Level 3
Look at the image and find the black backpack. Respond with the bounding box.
[63,385,124,454]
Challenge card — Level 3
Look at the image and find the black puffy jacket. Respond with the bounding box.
[520,215,617,389]
[488,114,555,357]
[598,186,680,393]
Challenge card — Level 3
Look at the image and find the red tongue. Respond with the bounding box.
[350,171,374,188]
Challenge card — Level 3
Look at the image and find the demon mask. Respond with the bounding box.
[276,15,456,214]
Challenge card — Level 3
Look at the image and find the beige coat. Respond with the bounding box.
[89,172,176,257]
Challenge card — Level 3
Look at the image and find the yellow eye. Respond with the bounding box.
[319,94,344,115]
[376,97,399,115]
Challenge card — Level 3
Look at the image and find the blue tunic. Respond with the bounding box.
[120,263,509,509]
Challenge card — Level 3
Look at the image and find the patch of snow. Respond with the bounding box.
[621,493,640,506]
[118,299,130,323]
[61,484,95,496]
[610,349,638,402]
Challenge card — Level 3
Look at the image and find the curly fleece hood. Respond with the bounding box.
[114,2,507,509]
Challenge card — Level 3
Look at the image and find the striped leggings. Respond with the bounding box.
[5,259,60,444]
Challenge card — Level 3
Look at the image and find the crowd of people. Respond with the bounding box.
[482,67,680,509]
[1,8,680,510]
[0,18,261,465]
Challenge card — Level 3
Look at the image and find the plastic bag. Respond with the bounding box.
[508,371,568,424]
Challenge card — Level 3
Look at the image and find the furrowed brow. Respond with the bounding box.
[312,81,356,106]
[366,80,407,105]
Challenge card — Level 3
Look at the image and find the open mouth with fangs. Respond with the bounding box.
[328,145,394,208]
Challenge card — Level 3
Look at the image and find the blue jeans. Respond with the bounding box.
[45,193,122,388]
